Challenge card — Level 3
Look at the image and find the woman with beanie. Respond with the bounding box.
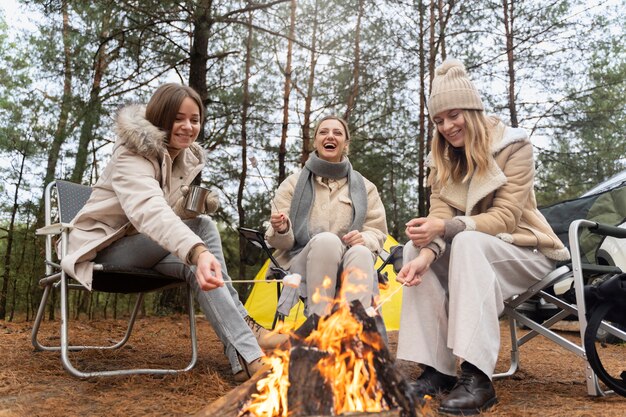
[265,115,388,329]
[395,59,570,415]
[61,83,286,382]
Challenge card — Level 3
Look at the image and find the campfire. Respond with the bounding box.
[198,272,432,417]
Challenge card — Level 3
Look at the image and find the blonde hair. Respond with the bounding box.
[430,110,496,186]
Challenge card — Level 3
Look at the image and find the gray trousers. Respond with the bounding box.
[95,216,263,374]
[287,232,377,317]
[396,231,554,379]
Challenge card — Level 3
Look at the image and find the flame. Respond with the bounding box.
[242,349,291,417]
[240,268,389,417]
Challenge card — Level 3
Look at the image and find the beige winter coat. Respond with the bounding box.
[60,105,206,290]
[427,121,570,261]
[266,170,388,270]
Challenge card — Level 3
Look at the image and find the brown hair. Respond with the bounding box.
[145,83,204,140]
[430,110,495,185]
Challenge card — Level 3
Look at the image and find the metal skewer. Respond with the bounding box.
[249,156,279,213]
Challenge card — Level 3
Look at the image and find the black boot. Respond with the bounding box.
[439,362,497,415]
[409,365,458,399]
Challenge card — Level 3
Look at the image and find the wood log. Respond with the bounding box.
[287,344,334,416]
[348,301,422,417]
[193,364,271,417]
[197,303,426,417]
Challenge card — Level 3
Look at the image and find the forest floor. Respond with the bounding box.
[1,314,625,417]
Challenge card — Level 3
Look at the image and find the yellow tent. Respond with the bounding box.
[244,235,404,330]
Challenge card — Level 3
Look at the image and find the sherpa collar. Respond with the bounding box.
[435,121,529,215]
[113,104,205,163]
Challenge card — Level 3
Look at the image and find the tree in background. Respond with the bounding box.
[1,0,624,320]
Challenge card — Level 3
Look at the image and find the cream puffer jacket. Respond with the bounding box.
[60,105,206,290]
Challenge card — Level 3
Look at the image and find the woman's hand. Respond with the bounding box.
[396,249,435,287]
[270,212,289,233]
[195,250,225,291]
[405,217,444,247]
[342,230,365,247]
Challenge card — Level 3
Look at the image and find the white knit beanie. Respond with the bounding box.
[428,58,484,118]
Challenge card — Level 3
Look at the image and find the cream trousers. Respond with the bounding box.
[396,231,554,379]
[288,232,377,317]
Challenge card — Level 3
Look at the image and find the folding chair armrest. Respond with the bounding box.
[268,266,288,280]
[36,222,73,235]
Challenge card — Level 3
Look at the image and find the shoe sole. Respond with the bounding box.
[438,397,498,415]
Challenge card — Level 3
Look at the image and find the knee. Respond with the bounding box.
[450,230,481,251]
[308,232,343,258]
[345,245,375,266]
[185,216,219,240]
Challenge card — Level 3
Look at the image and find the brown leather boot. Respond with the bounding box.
[244,315,289,350]
[234,355,265,383]
[438,362,497,415]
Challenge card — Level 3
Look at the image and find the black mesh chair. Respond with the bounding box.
[31,180,198,378]
[495,220,626,396]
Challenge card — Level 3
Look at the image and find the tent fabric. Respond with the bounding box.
[539,184,626,264]
[244,235,404,330]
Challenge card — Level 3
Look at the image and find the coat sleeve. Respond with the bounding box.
[460,141,534,235]
[265,172,298,250]
[361,180,388,254]
[111,149,203,264]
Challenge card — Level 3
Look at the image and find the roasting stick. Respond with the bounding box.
[372,282,407,313]
[228,273,302,288]
[249,156,279,213]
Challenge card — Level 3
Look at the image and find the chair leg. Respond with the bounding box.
[55,270,198,378]
[32,279,139,352]
[271,283,284,330]
[31,284,53,351]
[493,314,520,379]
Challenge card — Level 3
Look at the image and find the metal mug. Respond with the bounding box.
[184,185,210,214]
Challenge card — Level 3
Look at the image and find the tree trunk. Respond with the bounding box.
[343,0,363,123]
[189,0,213,114]
[38,0,73,228]
[1,149,28,320]
[502,0,519,127]
[417,0,427,218]
[278,0,296,185]
[237,6,254,280]
[437,0,446,60]
[300,0,320,166]
[70,7,112,183]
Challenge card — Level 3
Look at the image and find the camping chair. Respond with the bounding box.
[31,180,198,378]
[238,227,288,329]
[494,219,626,396]
[238,227,403,328]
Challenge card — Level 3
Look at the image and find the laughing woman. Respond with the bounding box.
[60,83,285,382]
[395,59,570,415]
[265,115,388,329]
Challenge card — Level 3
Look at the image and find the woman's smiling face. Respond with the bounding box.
[433,109,466,148]
[168,97,201,152]
[314,119,348,162]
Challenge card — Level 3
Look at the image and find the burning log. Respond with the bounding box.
[197,300,429,417]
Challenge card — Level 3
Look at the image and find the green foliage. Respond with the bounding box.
[536,40,626,204]
[1,0,624,319]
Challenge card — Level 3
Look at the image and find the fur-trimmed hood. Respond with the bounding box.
[114,104,205,164]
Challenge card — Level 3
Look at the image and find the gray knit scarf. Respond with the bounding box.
[289,152,367,255]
